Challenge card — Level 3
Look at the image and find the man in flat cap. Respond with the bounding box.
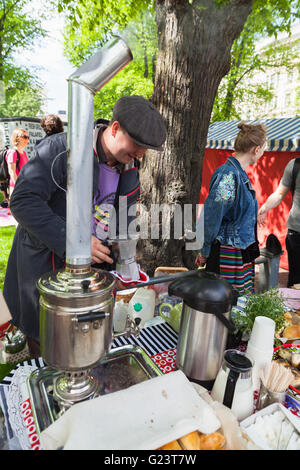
[92,96,166,266]
[3,95,166,357]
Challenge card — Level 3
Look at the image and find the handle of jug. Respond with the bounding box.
[223,369,240,409]
[214,310,236,332]
[77,311,107,322]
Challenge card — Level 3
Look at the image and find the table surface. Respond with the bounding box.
[1,316,300,450]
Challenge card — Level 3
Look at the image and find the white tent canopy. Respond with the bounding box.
[206,117,300,152]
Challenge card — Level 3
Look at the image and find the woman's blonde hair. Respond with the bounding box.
[234,121,267,153]
[11,128,28,146]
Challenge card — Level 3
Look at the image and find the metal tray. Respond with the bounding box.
[27,345,163,435]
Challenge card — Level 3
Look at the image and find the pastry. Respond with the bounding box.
[178,431,201,450]
[291,352,300,368]
[278,348,292,362]
[158,440,182,450]
[159,431,226,451]
[284,311,293,323]
[290,368,300,389]
[282,325,300,339]
[199,432,225,450]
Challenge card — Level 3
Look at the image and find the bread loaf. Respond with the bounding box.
[178,431,201,450]
[199,432,225,450]
[282,325,300,339]
[158,440,182,450]
[158,431,225,451]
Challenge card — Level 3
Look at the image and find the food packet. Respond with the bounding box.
[191,382,260,450]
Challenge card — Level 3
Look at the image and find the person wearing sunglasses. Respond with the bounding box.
[5,128,29,197]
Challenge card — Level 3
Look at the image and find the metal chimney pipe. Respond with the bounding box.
[66,37,133,272]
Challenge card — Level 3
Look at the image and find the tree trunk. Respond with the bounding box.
[138,0,254,275]
[222,76,237,120]
[219,34,248,119]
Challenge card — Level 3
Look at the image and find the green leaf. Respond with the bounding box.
[0,0,47,115]
[211,0,300,122]
[232,288,287,336]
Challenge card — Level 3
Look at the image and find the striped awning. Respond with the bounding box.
[206,117,300,152]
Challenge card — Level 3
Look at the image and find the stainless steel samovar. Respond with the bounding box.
[36,37,135,406]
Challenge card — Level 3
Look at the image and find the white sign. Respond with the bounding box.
[0,118,67,159]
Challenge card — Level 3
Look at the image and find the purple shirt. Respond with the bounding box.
[92,163,120,241]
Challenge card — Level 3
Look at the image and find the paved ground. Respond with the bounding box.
[277,268,289,288]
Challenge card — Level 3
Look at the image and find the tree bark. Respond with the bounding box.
[138,0,254,275]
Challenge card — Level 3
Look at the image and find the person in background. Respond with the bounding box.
[258,157,300,288]
[40,114,64,136]
[5,128,29,197]
[3,95,166,358]
[195,122,267,296]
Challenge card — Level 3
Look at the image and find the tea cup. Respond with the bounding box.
[158,302,182,332]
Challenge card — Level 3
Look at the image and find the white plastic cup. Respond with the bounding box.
[247,316,275,352]
[245,342,273,391]
[246,316,275,391]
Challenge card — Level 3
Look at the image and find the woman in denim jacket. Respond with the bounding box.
[195,122,267,295]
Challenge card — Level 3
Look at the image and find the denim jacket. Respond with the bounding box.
[201,156,258,258]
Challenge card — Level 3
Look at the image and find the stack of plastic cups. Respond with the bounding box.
[246,316,276,392]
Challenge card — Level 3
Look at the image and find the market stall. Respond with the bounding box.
[1,38,300,453]
[0,277,300,451]
[200,117,300,270]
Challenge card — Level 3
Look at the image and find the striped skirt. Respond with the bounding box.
[219,245,255,296]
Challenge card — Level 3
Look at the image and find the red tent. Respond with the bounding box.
[200,118,300,270]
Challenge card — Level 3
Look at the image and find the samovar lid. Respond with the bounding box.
[37,267,116,299]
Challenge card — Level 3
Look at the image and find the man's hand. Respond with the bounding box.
[257,182,290,227]
[91,236,113,264]
[257,205,268,226]
[115,280,132,290]
[195,253,207,267]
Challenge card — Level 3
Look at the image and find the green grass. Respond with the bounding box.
[0,226,20,379]
[0,226,16,291]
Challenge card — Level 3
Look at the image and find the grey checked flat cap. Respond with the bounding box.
[112,95,167,151]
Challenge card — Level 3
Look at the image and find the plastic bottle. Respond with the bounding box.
[128,288,156,328]
[113,300,129,333]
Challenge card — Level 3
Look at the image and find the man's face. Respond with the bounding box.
[108,121,148,165]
